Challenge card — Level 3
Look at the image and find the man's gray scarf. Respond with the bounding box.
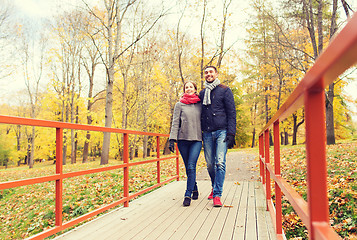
[203,78,220,105]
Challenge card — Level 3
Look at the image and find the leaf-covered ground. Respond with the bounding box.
[1,142,355,239]
[0,155,206,239]
[274,141,357,239]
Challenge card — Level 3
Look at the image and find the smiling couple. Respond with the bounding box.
[169,66,236,207]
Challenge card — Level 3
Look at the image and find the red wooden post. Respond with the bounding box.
[264,129,271,209]
[259,135,265,184]
[176,143,180,181]
[305,89,329,239]
[273,121,282,235]
[55,128,63,226]
[123,133,129,207]
[156,136,161,184]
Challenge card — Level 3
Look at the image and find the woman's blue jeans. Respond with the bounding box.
[202,130,227,197]
[177,140,202,197]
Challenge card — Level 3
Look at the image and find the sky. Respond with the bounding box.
[13,0,57,18]
[3,0,357,121]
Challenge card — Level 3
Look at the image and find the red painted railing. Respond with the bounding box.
[0,115,180,239]
[259,13,357,240]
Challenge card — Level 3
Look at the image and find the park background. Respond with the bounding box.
[0,0,356,239]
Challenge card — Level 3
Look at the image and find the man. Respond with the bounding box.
[199,66,236,207]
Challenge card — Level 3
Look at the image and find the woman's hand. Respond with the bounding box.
[169,140,175,153]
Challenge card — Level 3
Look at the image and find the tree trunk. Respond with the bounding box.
[292,114,298,145]
[130,135,138,159]
[280,132,284,145]
[303,0,318,58]
[28,127,35,168]
[284,131,289,145]
[135,147,138,158]
[101,71,114,165]
[143,135,148,158]
[292,113,304,145]
[217,0,232,68]
[325,0,338,145]
[130,144,134,160]
[16,125,21,151]
[326,83,335,145]
[62,102,69,165]
[83,97,94,163]
[147,137,152,157]
[83,131,90,163]
[72,105,79,164]
[200,0,207,89]
[251,127,256,148]
[100,0,116,165]
[71,128,75,164]
[269,132,274,146]
[63,131,67,165]
[265,85,270,124]
[163,139,171,155]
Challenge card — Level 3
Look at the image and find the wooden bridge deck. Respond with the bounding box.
[55,180,277,240]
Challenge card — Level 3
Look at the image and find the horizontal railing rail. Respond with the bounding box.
[259,12,357,240]
[0,115,180,240]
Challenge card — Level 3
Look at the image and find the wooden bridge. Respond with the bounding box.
[54,181,276,240]
[54,152,277,240]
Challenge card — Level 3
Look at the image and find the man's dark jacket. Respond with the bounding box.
[199,84,236,136]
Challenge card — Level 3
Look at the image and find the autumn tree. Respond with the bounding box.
[280,0,354,144]
[0,2,14,82]
[80,12,104,163]
[243,1,275,146]
[17,25,47,168]
[197,0,234,88]
[83,0,166,165]
[243,0,308,146]
[50,11,84,165]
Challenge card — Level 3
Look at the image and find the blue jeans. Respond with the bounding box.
[202,130,227,197]
[177,140,202,197]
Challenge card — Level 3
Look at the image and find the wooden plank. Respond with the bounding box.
[219,181,244,239]
[55,181,184,240]
[246,181,258,239]
[154,182,212,240]
[55,180,278,240]
[193,181,234,239]
[169,181,214,239]
[178,184,216,239]
[167,181,227,240]
[206,181,237,240]
[129,181,210,239]
[102,181,186,239]
[148,181,213,239]
[115,198,183,239]
[255,182,277,240]
[232,181,249,239]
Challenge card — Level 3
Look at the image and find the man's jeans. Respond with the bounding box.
[202,130,227,197]
[178,140,202,197]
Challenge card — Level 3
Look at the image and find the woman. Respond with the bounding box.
[169,81,202,207]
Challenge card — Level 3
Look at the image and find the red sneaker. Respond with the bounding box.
[208,190,213,200]
[213,196,222,207]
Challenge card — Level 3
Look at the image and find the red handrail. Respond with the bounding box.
[0,115,180,239]
[259,12,357,240]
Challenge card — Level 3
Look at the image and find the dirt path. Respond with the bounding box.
[196,150,260,182]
